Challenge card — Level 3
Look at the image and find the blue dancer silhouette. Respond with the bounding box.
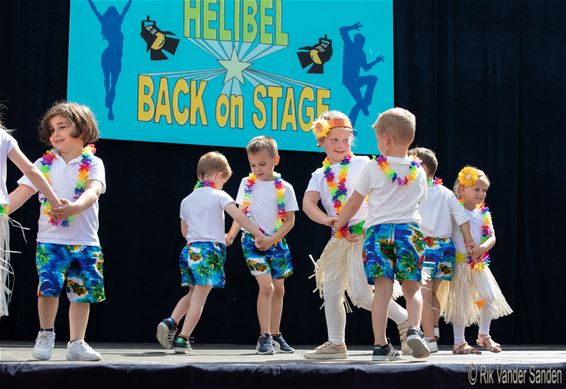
[88,0,132,121]
[340,22,384,126]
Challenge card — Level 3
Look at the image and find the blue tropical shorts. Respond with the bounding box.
[422,237,455,281]
[180,241,227,288]
[35,243,105,303]
[362,223,425,284]
[241,232,293,279]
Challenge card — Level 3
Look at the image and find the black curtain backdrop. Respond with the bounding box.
[0,0,564,346]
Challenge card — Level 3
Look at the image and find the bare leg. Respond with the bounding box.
[372,277,393,346]
[178,285,213,337]
[69,302,90,340]
[171,289,192,325]
[402,280,423,327]
[421,279,435,337]
[255,274,274,334]
[269,278,285,335]
[38,296,59,329]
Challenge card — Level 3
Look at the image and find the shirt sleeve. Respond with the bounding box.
[448,190,469,226]
[17,158,41,193]
[89,157,106,194]
[305,169,321,193]
[235,178,245,204]
[1,132,18,155]
[284,182,299,212]
[219,190,235,209]
[353,163,371,196]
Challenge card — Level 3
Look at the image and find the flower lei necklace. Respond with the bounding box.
[193,180,217,190]
[376,154,421,186]
[241,172,286,232]
[457,200,493,271]
[428,177,443,186]
[323,154,353,238]
[39,144,96,227]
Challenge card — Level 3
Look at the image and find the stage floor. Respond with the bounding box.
[1,341,565,364]
[1,342,565,389]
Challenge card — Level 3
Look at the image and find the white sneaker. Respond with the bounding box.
[32,330,56,360]
[304,341,348,359]
[65,340,101,361]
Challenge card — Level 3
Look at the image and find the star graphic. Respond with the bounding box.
[218,48,252,85]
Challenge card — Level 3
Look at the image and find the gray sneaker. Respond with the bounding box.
[32,330,56,360]
[65,340,101,361]
[406,326,431,359]
[256,334,275,355]
[156,317,177,349]
[304,341,348,359]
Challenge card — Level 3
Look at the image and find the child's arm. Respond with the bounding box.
[181,220,188,239]
[302,191,336,227]
[226,203,242,246]
[470,234,496,260]
[8,146,61,208]
[49,180,103,218]
[8,184,36,215]
[255,211,295,251]
[334,191,364,231]
[459,221,475,253]
[224,203,265,240]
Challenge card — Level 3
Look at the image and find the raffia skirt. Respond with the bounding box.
[437,255,513,327]
[0,214,12,317]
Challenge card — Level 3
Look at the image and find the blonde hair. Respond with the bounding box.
[246,136,278,157]
[373,107,416,144]
[196,151,232,181]
[313,110,354,146]
[409,147,438,176]
[39,101,100,146]
[453,166,490,198]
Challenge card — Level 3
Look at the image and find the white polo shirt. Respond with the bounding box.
[180,187,235,244]
[0,131,18,205]
[354,156,427,227]
[419,183,469,238]
[18,150,106,246]
[305,155,370,227]
[235,176,299,236]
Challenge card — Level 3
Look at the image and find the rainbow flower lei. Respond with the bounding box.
[376,154,421,186]
[241,172,286,232]
[193,180,217,190]
[457,200,493,271]
[322,154,353,238]
[0,204,9,216]
[39,144,96,227]
[428,177,443,186]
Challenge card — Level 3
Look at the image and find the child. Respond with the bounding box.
[334,107,430,361]
[408,147,474,353]
[8,101,105,361]
[0,117,61,317]
[438,166,512,354]
[160,151,266,354]
[302,110,410,359]
[226,136,299,355]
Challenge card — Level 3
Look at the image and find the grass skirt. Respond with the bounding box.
[0,215,12,317]
[437,259,513,327]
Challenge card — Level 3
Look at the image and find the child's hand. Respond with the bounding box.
[465,240,476,254]
[470,245,487,260]
[321,216,337,227]
[344,232,361,243]
[49,198,80,218]
[225,233,235,247]
[255,235,274,251]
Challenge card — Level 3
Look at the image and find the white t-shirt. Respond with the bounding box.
[452,206,493,253]
[0,131,18,205]
[354,156,427,227]
[18,151,106,246]
[419,182,469,238]
[305,155,370,226]
[180,187,235,244]
[235,176,299,236]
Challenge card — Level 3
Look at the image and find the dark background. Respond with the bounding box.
[0,0,564,346]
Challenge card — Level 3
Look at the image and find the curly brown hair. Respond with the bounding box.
[39,101,100,146]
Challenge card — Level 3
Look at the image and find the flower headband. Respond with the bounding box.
[457,166,480,187]
[311,118,353,140]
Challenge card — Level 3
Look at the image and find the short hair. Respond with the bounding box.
[196,151,232,181]
[246,136,278,157]
[373,107,416,144]
[409,147,438,176]
[39,101,100,146]
[453,166,491,198]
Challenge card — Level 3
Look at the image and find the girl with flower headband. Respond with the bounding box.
[303,110,410,360]
[0,116,61,318]
[408,147,475,354]
[8,101,106,361]
[436,166,513,354]
[226,136,299,355]
[157,151,265,354]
